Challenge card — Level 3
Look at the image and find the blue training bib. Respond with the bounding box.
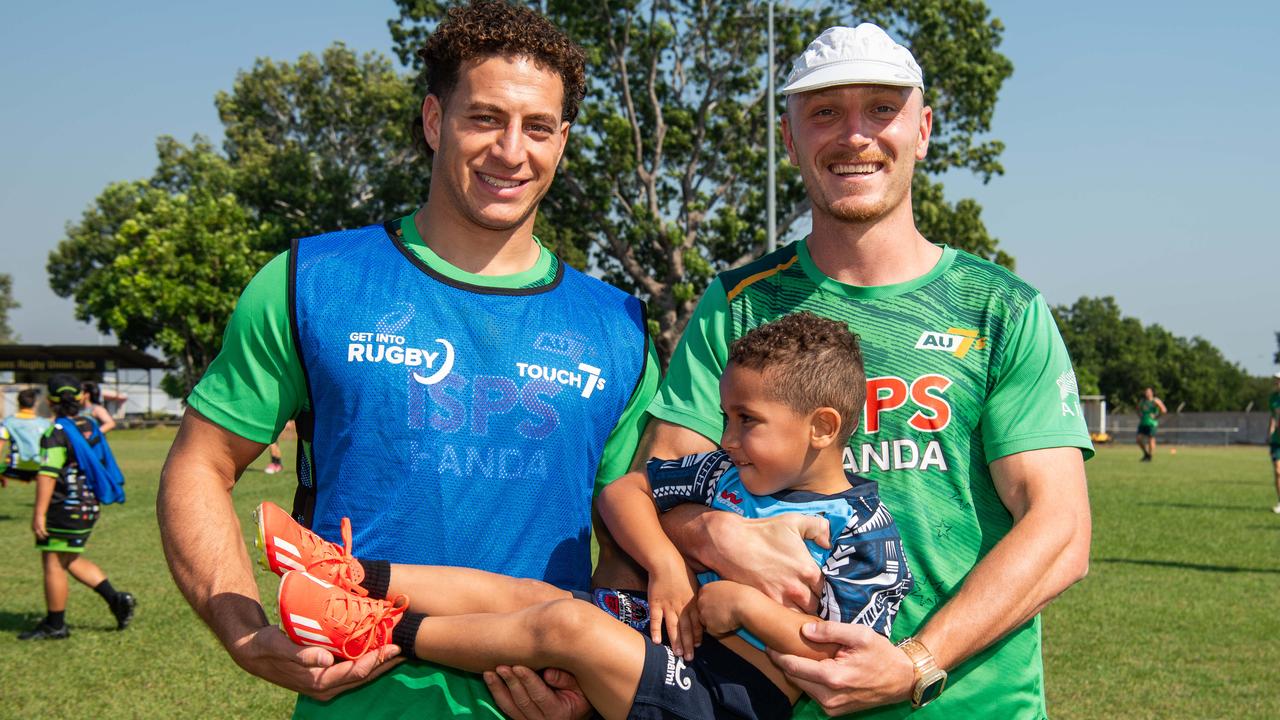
[291,222,647,591]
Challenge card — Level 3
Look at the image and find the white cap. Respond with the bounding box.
[781,23,923,96]
[1273,371,1280,379]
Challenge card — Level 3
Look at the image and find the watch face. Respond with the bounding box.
[918,676,946,706]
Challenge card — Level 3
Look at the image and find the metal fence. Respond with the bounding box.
[1107,411,1270,445]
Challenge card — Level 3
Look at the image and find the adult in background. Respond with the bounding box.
[636,23,1093,718]
[1136,386,1167,462]
[80,381,116,433]
[1269,373,1280,513]
[156,1,657,718]
[2,388,50,488]
[19,374,135,640]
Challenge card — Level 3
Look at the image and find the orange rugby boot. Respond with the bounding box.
[255,501,366,594]
[277,570,408,660]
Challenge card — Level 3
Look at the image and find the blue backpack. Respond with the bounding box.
[54,417,126,505]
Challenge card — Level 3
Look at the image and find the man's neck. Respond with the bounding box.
[415,201,541,276]
[805,201,941,288]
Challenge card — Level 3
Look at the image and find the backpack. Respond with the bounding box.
[54,417,126,505]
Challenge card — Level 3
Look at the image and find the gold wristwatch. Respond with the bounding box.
[897,637,947,708]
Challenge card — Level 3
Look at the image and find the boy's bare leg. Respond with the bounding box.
[412,598,647,720]
[64,554,107,588]
[387,564,572,615]
[42,552,70,612]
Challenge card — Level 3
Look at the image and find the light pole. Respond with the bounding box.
[766,0,777,252]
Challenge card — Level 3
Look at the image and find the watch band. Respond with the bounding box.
[897,637,948,708]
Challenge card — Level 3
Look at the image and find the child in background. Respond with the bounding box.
[260,313,911,719]
[19,374,135,640]
[79,381,116,434]
[2,388,50,488]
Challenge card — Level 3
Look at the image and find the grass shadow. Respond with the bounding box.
[1096,557,1280,575]
[0,609,44,633]
[1136,502,1263,513]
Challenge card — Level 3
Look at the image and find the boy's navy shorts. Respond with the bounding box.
[578,588,792,720]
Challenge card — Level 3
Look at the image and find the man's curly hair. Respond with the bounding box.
[418,0,587,124]
[729,312,866,444]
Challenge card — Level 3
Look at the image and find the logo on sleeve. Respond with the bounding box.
[914,328,986,359]
[1057,370,1082,417]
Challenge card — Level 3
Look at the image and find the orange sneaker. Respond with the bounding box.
[278,571,408,660]
[254,501,366,594]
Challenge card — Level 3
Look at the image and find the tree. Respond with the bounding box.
[49,138,274,395]
[0,273,18,343]
[217,43,428,243]
[51,44,424,393]
[1053,296,1263,412]
[389,0,1015,359]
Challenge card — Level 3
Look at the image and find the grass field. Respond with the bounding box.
[1,431,1278,718]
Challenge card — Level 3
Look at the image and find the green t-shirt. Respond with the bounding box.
[1269,392,1280,445]
[1138,399,1160,427]
[650,240,1092,720]
[188,216,660,719]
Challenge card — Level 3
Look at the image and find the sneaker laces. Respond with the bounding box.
[325,591,409,659]
[303,517,367,596]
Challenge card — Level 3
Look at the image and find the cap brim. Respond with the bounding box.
[781,59,922,95]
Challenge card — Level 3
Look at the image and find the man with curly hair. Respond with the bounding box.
[158,2,658,718]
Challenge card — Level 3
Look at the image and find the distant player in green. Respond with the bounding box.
[1268,373,1280,514]
[611,23,1092,719]
[19,375,135,640]
[2,388,50,487]
[1136,387,1167,462]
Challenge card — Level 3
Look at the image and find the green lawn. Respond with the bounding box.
[1,431,1277,718]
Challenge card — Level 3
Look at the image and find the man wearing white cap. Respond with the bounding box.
[637,22,1094,718]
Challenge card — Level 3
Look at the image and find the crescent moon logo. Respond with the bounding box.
[412,339,455,385]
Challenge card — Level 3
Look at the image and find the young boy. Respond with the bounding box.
[261,313,912,718]
[2,388,51,488]
[19,375,135,640]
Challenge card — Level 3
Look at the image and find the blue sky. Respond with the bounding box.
[2,1,1276,375]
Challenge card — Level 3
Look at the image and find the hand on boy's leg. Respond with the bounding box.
[231,624,402,701]
[768,622,913,715]
[484,665,590,720]
[647,563,701,659]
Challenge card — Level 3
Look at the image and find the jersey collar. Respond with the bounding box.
[796,238,955,300]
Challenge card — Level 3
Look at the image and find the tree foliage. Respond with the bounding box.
[49,138,274,395]
[0,274,18,343]
[51,45,421,395]
[389,0,1014,360]
[216,43,426,242]
[1053,296,1267,412]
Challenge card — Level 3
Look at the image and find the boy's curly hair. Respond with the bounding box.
[729,312,866,444]
[418,0,587,124]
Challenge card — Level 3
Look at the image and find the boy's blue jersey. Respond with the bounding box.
[3,415,51,468]
[647,451,913,648]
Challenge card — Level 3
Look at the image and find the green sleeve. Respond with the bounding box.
[186,251,307,445]
[646,279,731,445]
[593,335,662,495]
[980,295,1095,463]
[38,425,67,478]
